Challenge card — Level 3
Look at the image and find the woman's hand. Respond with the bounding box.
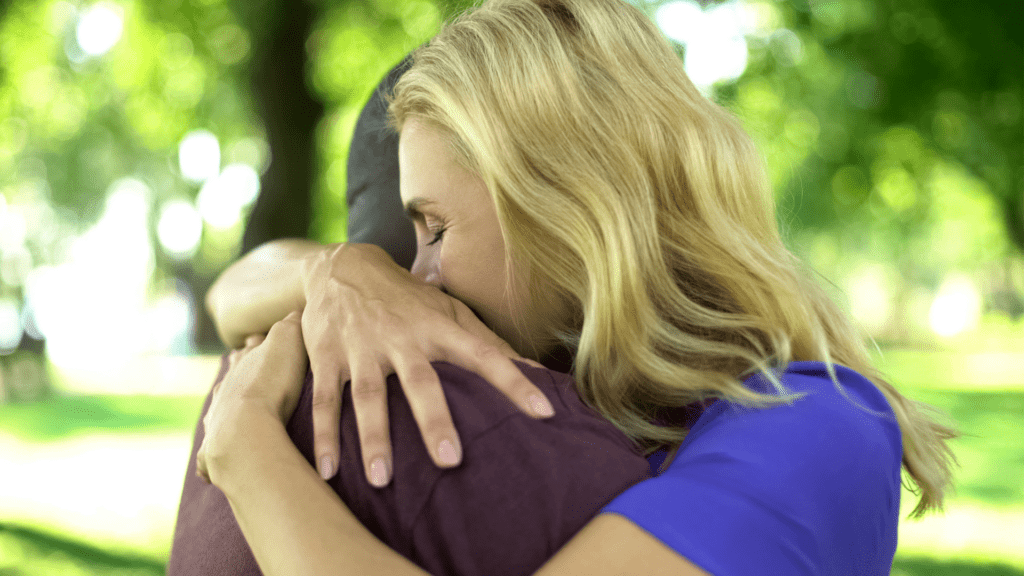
[298,243,554,487]
[196,311,309,485]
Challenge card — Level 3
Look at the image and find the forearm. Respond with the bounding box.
[212,405,431,576]
[206,239,327,349]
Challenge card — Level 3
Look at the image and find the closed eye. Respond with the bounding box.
[426,227,447,246]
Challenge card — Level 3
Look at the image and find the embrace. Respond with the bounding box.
[167,0,959,574]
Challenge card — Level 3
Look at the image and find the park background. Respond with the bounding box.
[0,0,1021,573]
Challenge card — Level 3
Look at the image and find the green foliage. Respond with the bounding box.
[306,0,470,244]
[723,0,1021,264]
[1,0,1019,348]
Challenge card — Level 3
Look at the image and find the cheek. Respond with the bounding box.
[447,241,526,326]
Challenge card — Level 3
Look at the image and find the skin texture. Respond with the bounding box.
[399,119,564,360]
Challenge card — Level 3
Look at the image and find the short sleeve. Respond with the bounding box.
[600,362,903,576]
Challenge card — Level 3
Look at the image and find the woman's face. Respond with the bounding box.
[398,119,553,359]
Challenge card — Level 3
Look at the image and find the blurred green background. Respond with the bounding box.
[0,0,1021,573]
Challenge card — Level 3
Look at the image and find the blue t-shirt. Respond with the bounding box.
[601,361,903,575]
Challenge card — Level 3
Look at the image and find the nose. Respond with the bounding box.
[410,251,442,288]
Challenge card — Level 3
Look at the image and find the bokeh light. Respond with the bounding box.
[157,199,203,259]
[24,178,155,371]
[0,299,22,354]
[655,0,754,91]
[178,130,221,183]
[929,274,983,337]
[196,163,260,229]
[75,2,123,57]
[846,264,895,335]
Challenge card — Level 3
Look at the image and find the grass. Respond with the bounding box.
[0,394,206,443]
[0,352,1021,574]
[892,556,1024,575]
[0,523,165,576]
[896,388,1024,507]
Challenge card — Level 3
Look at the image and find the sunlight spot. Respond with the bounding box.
[0,206,26,252]
[144,289,193,353]
[0,245,33,288]
[0,299,22,353]
[220,163,261,207]
[0,433,193,555]
[846,264,894,334]
[157,200,202,259]
[655,0,753,92]
[196,163,260,229]
[197,177,238,229]
[929,274,982,337]
[178,130,221,183]
[76,2,123,57]
[24,179,156,372]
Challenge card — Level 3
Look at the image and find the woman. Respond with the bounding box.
[180,0,960,573]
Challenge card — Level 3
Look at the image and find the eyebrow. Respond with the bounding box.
[403,197,438,220]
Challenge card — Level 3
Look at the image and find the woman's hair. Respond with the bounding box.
[385,0,959,520]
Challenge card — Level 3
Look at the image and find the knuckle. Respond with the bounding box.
[313,430,340,449]
[349,378,386,401]
[311,390,340,409]
[473,341,502,361]
[403,364,439,389]
[376,309,407,332]
[312,339,337,359]
[356,430,390,453]
[421,416,457,442]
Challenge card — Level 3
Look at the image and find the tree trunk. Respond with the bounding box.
[192,0,325,354]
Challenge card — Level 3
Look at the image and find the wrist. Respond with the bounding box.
[207,401,282,487]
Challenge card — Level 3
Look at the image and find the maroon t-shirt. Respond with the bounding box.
[168,354,652,576]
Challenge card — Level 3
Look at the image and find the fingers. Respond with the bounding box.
[448,300,555,418]
[390,354,463,470]
[310,355,348,481]
[349,357,393,488]
[261,310,304,352]
[228,332,267,370]
[445,334,556,419]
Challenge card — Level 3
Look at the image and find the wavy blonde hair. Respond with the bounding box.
[385,0,959,519]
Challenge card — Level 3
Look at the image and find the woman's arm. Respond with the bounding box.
[212,406,431,576]
[205,239,329,349]
[213,406,708,576]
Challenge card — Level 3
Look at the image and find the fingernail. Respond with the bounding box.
[370,457,389,488]
[438,439,460,466]
[320,456,335,480]
[528,394,555,418]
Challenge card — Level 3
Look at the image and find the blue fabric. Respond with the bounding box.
[601,361,903,575]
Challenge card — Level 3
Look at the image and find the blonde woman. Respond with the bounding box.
[173,0,960,574]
